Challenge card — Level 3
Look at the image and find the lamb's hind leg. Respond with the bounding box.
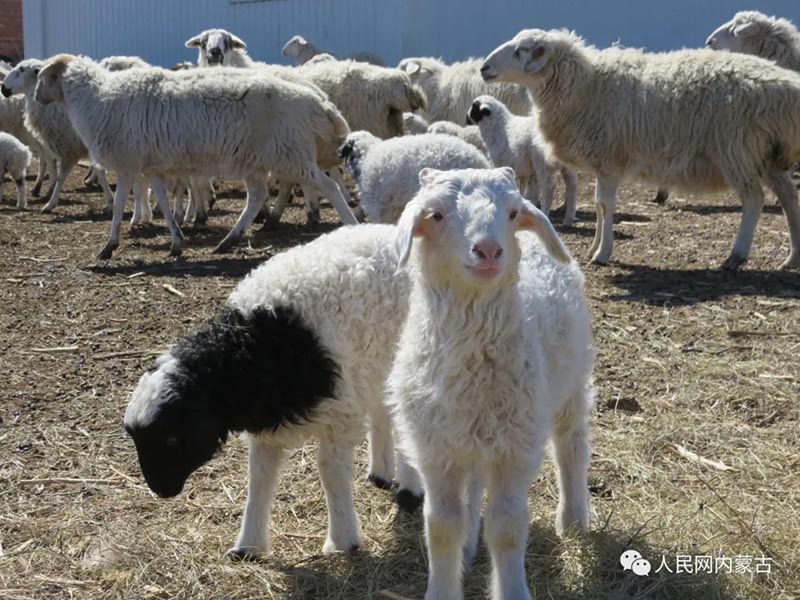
[14,175,26,209]
[229,439,287,560]
[318,432,364,554]
[98,172,133,259]
[367,404,395,490]
[723,180,765,270]
[214,176,268,253]
[562,168,578,226]
[765,170,800,270]
[552,393,593,536]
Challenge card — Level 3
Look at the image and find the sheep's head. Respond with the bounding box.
[282,35,318,65]
[466,95,502,125]
[1,58,44,98]
[34,55,74,104]
[396,168,570,293]
[398,58,443,86]
[185,28,247,67]
[124,355,227,498]
[481,29,582,84]
[706,11,778,54]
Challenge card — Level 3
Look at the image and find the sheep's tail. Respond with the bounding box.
[322,100,350,143]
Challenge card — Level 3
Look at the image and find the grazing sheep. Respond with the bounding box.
[707,11,800,72]
[388,167,594,600]
[35,54,356,258]
[1,59,114,213]
[467,95,578,225]
[282,34,385,66]
[426,120,488,156]
[338,131,490,223]
[0,131,32,208]
[403,111,430,134]
[482,29,800,269]
[0,93,54,197]
[124,224,423,559]
[398,56,532,124]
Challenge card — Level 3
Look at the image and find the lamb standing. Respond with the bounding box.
[467,95,578,225]
[34,54,356,258]
[482,29,800,269]
[0,93,54,197]
[388,167,594,600]
[124,224,423,559]
[0,131,31,208]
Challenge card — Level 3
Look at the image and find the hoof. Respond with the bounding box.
[396,488,424,513]
[322,539,361,555]
[260,214,279,231]
[721,255,745,271]
[31,186,41,197]
[40,205,55,214]
[97,244,117,260]
[367,474,393,491]
[588,255,609,266]
[213,239,235,254]
[226,546,264,562]
[169,244,182,257]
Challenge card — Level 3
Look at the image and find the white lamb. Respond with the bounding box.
[482,29,800,269]
[281,34,385,66]
[707,11,800,72]
[0,93,54,198]
[426,120,488,156]
[398,56,532,123]
[124,224,424,559]
[0,131,32,208]
[467,95,578,225]
[1,59,114,214]
[35,54,356,258]
[388,167,594,600]
[338,130,490,223]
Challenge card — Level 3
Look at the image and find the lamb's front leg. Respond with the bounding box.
[229,439,287,560]
[463,471,486,571]
[367,404,395,490]
[317,433,363,554]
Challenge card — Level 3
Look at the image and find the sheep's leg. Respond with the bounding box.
[229,440,286,559]
[94,167,114,212]
[98,172,134,259]
[552,400,592,535]
[39,158,57,200]
[30,152,45,197]
[396,451,424,513]
[41,158,76,213]
[330,168,353,205]
[538,168,556,218]
[0,176,4,203]
[318,434,363,554]
[150,177,184,256]
[484,461,538,600]
[723,182,765,270]
[84,165,97,186]
[765,170,800,270]
[588,176,618,264]
[562,168,578,226]
[130,176,152,225]
[422,466,468,600]
[652,187,669,204]
[305,165,358,225]
[367,405,395,490]
[14,175,26,210]
[190,176,210,224]
[214,177,268,253]
[463,471,486,572]
[301,186,322,226]
[172,182,188,226]
[264,182,292,228]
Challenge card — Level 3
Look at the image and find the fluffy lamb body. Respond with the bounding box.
[426,120,488,155]
[0,131,32,208]
[34,54,356,258]
[1,59,114,213]
[403,111,430,134]
[482,29,800,269]
[468,95,578,225]
[707,11,800,72]
[124,224,424,559]
[282,35,385,66]
[398,56,532,124]
[338,131,490,223]
[388,168,594,600]
[0,93,53,197]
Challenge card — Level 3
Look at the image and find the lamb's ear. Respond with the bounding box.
[404,61,421,75]
[418,167,442,187]
[230,34,247,50]
[732,21,760,38]
[395,201,426,269]
[185,33,206,48]
[518,199,571,264]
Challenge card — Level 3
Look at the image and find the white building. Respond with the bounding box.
[22,0,800,67]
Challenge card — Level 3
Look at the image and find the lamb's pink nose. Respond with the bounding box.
[472,241,503,261]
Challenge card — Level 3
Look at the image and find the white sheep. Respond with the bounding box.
[338,130,490,223]
[467,95,578,225]
[426,120,488,156]
[707,11,800,72]
[281,34,385,66]
[398,56,532,124]
[0,131,32,208]
[124,224,423,559]
[388,167,594,600]
[35,54,356,258]
[99,55,152,72]
[482,29,800,270]
[0,93,55,198]
[1,59,114,214]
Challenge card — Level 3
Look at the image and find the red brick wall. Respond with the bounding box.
[0,0,23,62]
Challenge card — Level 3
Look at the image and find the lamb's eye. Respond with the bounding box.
[509,210,518,220]
[432,212,444,222]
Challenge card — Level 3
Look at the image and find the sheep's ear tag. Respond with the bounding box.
[733,22,759,38]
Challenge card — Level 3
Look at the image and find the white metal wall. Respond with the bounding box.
[23,0,800,68]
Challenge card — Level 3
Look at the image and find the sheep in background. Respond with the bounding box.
[282,34,385,66]
[482,29,800,270]
[707,11,800,72]
[467,95,577,225]
[398,56,532,124]
[0,132,32,208]
[403,111,429,134]
[0,93,55,198]
[1,59,114,214]
[124,224,423,559]
[426,120,488,156]
[35,54,356,258]
[338,130,490,223]
[388,167,594,600]
[99,55,151,71]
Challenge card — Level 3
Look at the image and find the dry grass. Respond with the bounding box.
[0,169,798,600]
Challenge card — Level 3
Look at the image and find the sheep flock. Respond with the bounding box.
[3,10,800,600]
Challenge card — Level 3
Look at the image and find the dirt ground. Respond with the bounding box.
[1,167,798,600]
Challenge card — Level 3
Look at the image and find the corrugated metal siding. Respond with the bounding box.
[22,0,800,67]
